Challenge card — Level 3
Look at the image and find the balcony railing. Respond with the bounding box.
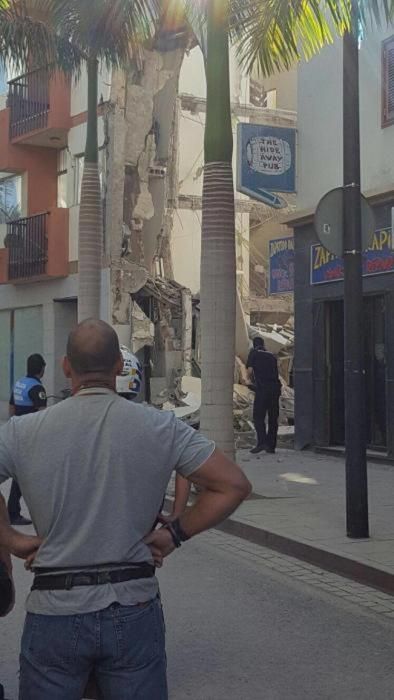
[6,213,48,280]
[8,68,50,140]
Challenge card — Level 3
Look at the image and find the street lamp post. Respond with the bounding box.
[343,0,369,538]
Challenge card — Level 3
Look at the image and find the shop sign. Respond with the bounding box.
[269,236,295,294]
[237,124,296,208]
[311,227,394,285]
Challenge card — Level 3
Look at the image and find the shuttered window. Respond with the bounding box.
[382,36,394,127]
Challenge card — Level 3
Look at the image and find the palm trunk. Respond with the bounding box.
[78,57,102,322]
[200,0,236,459]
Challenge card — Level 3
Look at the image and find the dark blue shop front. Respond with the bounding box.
[291,200,394,457]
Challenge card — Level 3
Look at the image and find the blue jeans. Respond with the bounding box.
[19,598,167,699]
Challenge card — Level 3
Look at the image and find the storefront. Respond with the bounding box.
[291,199,394,456]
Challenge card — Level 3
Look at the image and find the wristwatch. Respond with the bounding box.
[163,518,191,548]
[171,518,191,543]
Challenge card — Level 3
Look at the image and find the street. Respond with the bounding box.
[2,528,394,699]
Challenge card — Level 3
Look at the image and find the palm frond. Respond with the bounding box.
[183,0,208,60]
[59,0,161,68]
[232,0,394,78]
[0,0,82,73]
[0,0,163,77]
[358,0,393,29]
[232,0,352,77]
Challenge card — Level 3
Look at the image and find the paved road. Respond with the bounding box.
[2,530,394,699]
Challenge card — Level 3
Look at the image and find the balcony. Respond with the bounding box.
[0,209,69,284]
[7,67,71,148]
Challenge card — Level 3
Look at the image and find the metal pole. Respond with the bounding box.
[343,0,369,538]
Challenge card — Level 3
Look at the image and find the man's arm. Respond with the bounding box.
[178,450,251,535]
[172,474,191,519]
[28,385,47,411]
[0,495,13,577]
[0,427,42,560]
[145,450,251,561]
[0,494,15,616]
[273,355,281,391]
[246,350,255,382]
[0,503,41,560]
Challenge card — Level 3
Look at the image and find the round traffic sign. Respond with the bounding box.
[314,187,375,257]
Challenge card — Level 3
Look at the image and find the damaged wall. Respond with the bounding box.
[105,47,186,347]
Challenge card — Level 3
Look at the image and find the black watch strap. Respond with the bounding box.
[163,523,181,548]
[171,518,191,542]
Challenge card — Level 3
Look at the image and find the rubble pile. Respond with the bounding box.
[152,319,295,432]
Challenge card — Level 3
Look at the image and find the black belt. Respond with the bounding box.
[31,563,155,591]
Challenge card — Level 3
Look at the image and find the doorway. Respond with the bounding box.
[327,296,387,449]
[54,299,77,397]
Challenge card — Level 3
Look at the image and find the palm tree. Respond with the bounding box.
[0,0,159,321]
[188,0,393,459]
[198,0,236,458]
[64,1,160,320]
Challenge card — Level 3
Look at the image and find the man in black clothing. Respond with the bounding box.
[246,337,281,455]
[8,354,47,525]
[0,494,15,700]
[0,493,40,700]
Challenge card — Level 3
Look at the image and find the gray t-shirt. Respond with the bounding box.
[0,388,214,615]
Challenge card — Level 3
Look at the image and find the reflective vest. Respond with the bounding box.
[13,376,43,407]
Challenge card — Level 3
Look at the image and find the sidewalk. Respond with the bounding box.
[221,449,394,594]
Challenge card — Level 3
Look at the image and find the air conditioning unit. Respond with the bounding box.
[149,165,167,178]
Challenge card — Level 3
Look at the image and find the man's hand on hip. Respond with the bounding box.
[0,493,42,561]
[144,527,176,567]
[8,530,42,560]
[176,449,251,540]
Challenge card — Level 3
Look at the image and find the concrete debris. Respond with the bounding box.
[249,321,294,355]
[279,378,294,426]
[152,375,201,428]
[150,318,295,431]
[131,301,154,353]
[155,364,294,432]
[235,356,250,385]
[143,276,184,309]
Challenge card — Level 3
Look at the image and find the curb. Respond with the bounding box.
[314,446,394,466]
[217,517,394,596]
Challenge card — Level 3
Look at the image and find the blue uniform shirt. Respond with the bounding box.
[10,376,47,416]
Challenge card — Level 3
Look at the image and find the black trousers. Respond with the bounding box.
[253,388,280,450]
[7,480,22,519]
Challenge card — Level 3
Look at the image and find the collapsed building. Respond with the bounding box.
[0,26,296,420]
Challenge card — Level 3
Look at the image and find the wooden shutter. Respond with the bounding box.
[382,36,394,127]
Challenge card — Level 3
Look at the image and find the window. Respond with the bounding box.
[250,78,265,108]
[382,36,394,127]
[0,174,22,224]
[73,148,106,205]
[250,79,277,110]
[263,89,277,110]
[57,148,68,208]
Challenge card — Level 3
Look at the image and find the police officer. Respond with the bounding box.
[246,337,281,455]
[7,354,47,525]
[116,345,143,401]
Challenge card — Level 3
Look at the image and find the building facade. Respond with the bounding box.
[288,26,394,456]
[0,38,297,418]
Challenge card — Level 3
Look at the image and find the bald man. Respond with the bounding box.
[0,319,251,699]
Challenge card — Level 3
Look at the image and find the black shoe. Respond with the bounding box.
[250,445,265,455]
[10,515,32,526]
[265,448,275,454]
[0,683,9,700]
